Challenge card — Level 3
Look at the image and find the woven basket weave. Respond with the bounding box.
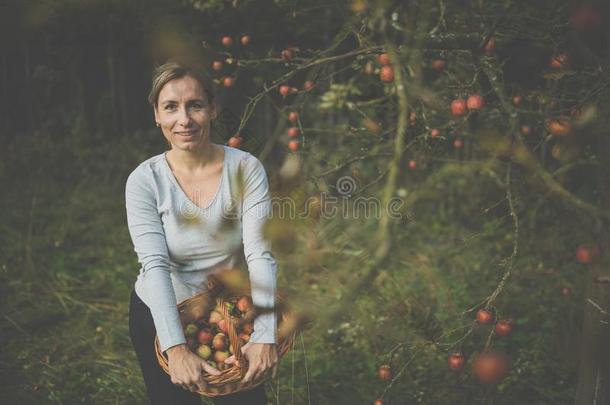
[154,274,297,397]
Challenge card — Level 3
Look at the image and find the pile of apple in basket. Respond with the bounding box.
[185,296,254,370]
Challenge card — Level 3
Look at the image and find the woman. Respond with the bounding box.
[126,61,278,404]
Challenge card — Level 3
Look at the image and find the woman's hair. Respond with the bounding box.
[148,61,216,107]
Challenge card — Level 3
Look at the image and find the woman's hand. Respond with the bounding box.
[166,344,221,392]
[224,342,279,383]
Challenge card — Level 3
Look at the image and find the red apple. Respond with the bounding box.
[212,333,228,351]
[448,352,465,371]
[287,127,300,137]
[378,364,392,381]
[377,53,391,66]
[408,160,417,169]
[212,61,223,71]
[222,77,234,88]
[550,53,569,69]
[221,36,233,47]
[227,136,242,148]
[476,309,494,325]
[520,125,532,136]
[451,99,468,116]
[279,85,291,97]
[431,59,445,71]
[467,94,485,110]
[512,95,523,107]
[374,399,384,405]
[281,48,295,60]
[241,322,254,334]
[288,111,299,123]
[240,35,251,46]
[453,139,464,149]
[380,65,394,83]
[430,128,440,138]
[237,296,253,313]
[472,351,510,384]
[576,244,601,264]
[547,119,572,136]
[303,80,315,92]
[197,328,213,345]
[288,140,299,152]
[494,319,513,337]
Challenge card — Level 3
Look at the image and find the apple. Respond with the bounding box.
[212,333,228,351]
[221,36,233,47]
[288,140,299,152]
[222,77,234,88]
[430,128,440,138]
[237,296,253,313]
[476,309,494,325]
[550,53,568,69]
[281,48,295,60]
[378,364,392,381]
[576,244,601,264]
[213,350,230,363]
[303,80,315,92]
[240,35,251,46]
[409,111,417,126]
[228,136,243,148]
[287,127,300,138]
[512,95,523,107]
[448,352,465,371]
[241,322,254,334]
[494,319,513,337]
[431,59,445,71]
[197,328,213,345]
[467,94,484,110]
[209,310,223,324]
[279,85,291,97]
[217,318,229,334]
[453,139,464,149]
[196,344,212,360]
[184,323,198,338]
[374,399,384,405]
[288,112,299,123]
[451,99,467,116]
[520,125,532,136]
[212,61,223,71]
[547,119,571,136]
[377,53,391,66]
[379,66,394,83]
[408,160,417,169]
[483,37,496,55]
[562,287,572,296]
[472,351,510,384]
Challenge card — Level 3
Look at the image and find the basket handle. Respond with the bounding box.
[216,298,246,371]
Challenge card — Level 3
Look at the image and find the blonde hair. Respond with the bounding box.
[148,61,216,107]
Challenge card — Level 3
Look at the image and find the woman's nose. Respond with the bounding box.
[177,106,192,126]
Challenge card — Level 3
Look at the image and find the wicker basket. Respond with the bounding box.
[154,273,297,397]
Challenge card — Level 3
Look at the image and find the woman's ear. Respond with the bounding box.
[154,106,160,126]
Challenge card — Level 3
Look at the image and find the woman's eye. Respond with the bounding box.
[191,103,204,110]
[164,104,177,111]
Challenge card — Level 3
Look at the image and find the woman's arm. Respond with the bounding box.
[236,154,279,383]
[126,166,220,389]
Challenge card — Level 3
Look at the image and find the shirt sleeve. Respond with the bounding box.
[241,155,278,344]
[125,166,186,353]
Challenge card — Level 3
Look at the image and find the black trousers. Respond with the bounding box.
[128,289,268,405]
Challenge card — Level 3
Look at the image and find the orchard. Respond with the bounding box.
[1,0,610,404]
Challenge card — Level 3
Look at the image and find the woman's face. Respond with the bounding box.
[154,75,216,152]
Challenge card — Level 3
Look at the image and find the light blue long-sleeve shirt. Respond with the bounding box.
[125,145,277,353]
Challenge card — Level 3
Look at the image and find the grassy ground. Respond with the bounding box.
[0,131,590,404]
